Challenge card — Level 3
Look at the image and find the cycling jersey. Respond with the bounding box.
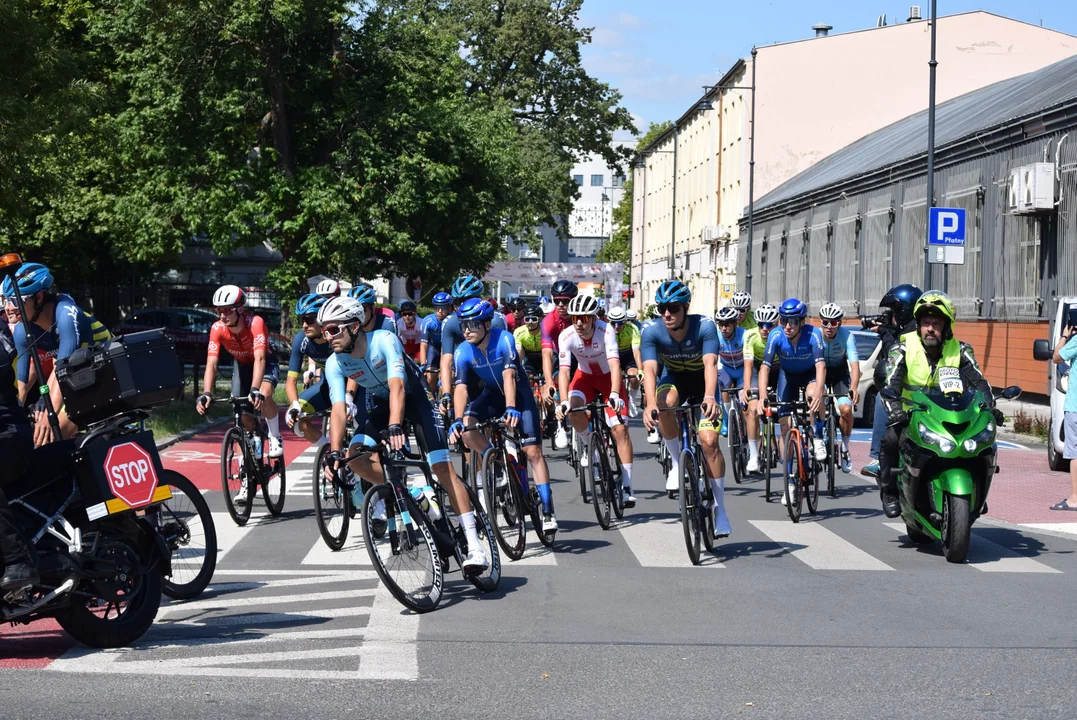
[540,312,572,352]
[744,328,767,363]
[440,312,507,359]
[453,327,521,397]
[820,326,859,368]
[739,314,758,332]
[615,323,641,352]
[208,313,268,365]
[1,327,28,433]
[504,313,519,332]
[13,294,111,383]
[324,329,424,403]
[420,314,443,351]
[762,326,825,374]
[395,316,422,359]
[558,321,618,375]
[514,326,543,354]
[718,327,746,370]
[287,334,333,376]
[640,315,720,373]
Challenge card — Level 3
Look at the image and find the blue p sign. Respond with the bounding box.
[929,207,966,246]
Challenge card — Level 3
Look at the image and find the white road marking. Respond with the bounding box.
[212,512,265,564]
[617,515,725,568]
[884,522,1061,573]
[751,520,893,570]
[302,523,374,566]
[157,588,376,616]
[1022,522,1077,537]
[357,586,419,680]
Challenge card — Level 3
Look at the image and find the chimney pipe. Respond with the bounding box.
[811,22,833,37]
[908,6,922,21]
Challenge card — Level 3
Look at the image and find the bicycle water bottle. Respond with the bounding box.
[409,485,442,521]
[251,435,263,461]
[421,485,441,520]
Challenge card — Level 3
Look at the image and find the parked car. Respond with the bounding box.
[1032,296,1077,471]
[851,330,884,427]
[113,307,226,367]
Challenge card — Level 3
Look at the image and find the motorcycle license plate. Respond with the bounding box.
[938,366,963,394]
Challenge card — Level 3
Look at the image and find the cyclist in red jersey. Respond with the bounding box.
[542,279,578,449]
[196,285,284,465]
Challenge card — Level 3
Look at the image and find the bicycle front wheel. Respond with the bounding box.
[763,421,774,501]
[460,483,501,592]
[679,450,702,565]
[805,439,820,516]
[730,407,744,485]
[262,452,287,516]
[483,450,526,560]
[362,484,443,613]
[587,433,612,530]
[313,444,350,551]
[783,431,802,523]
[220,427,253,526]
[158,470,217,600]
[825,410,837,498]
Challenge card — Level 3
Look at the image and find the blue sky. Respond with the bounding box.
[579,1,1077,138]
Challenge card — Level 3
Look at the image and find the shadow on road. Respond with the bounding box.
[717,540,804,563]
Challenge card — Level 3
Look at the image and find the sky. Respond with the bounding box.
[578,0,1077,139]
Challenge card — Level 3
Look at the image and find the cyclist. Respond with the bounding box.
[315,278,342,298]
[541,279,579,449]
[196,285,284,477]
[755,298,826,505]
[607,306,643,417]
[437,275,507,393]
[513,303,545,377]
[741,304,780,473]
[557,294,636,507]
[420,292,453,394]
[715,306,747,440]
[504,294,527,332]
[347,284,396,333]
[319,296,489,571]
[448,299,558,533]
[0,321,38,590]
[284,293,341,446]
[626,308,641,331]
[4,263,111,443]
[640,280,729,537]
[731,290,756,331]
[396,299,422,362]
[817,302,860,473]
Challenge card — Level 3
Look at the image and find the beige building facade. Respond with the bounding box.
[630,11,1077,316]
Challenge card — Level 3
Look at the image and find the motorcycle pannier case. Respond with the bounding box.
[56,330,184,426]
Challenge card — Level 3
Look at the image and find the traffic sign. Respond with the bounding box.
[103,442,160,508]
[928,207,966,264]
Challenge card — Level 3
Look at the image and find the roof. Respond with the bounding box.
[754,52,1077,212]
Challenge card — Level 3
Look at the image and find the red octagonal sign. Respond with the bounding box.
[103,442,160,509]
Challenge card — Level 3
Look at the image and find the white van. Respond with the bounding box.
[1032,296,1077,471]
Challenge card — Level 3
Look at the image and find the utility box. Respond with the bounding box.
[1011,162,1056,214]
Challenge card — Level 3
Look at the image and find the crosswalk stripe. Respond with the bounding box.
[883,522,1061,573]
[212,512,266,564]
[617,514,725,568]
[302,524,373,567]
[157,588,377,616]
[750,520,893,570]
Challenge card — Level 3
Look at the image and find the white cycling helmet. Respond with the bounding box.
[730,290,752,309]
[715,306,739,323]
[819,302,846,320]
[754,304,780,325]
[626,309,638,320]
[315,278,341,297]
[607,306,628,322]
[212,285,246,308]
[567,294,599,316]
[317,296,365,326]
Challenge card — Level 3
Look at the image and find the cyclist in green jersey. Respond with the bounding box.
[731,290,756,331]
[740,304,780,473]
[607,306,642,416]
[513,303,544,377]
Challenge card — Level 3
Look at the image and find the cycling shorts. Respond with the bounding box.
[749,369,778,395]
[567,369,624,427]
[424,349,440,372]
[350,386,450,466]
[232,358,280,398]
[718,365,744,393]
[298,379,331,414]
[618,349,638,371]
[825,365,853,407]
[656,370,720,434]
[520,351,543,378]
[464,385,541,447]
[776,368,818,417]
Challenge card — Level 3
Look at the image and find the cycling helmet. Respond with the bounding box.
[607,306,628,323]
[715,306,739,323]
[457,298,494,322]
[523,303,545,320]
[626,309,638,321]
[0,262,54,298]
[913,290,956,325]
[550,279,578,299]
[398,299,417,313]
[506,294,527,310]
[212,284,246,308]
[317,296,365,326]
[655,280,691,305]
[348,283,377,305]
[567,294,599,316]
[819,302,845,320]
[730,290,752,309]
[315,279,341,297]
[779,298,807,319]
[754,304,780,325]
[295,293,328,317]
[432,291,453,307]
[880,283,923,327]
[451,275,484,300]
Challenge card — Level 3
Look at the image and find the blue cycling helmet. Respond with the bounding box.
[655,280,691,305]
[348,283,377,305]
[432,291,453,307]
[451,275,484,300]
[779,298,808,319]
[295,293,328,317]
[1,262,54,298]
[456,298,494,322]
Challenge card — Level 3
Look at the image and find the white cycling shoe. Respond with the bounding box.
[623,487,637,508]
[233,479,249,506]
[268,435,284,458]
[713,508,732,538]
[541,512,559,534]
[554,427,569,450]
[646,427,661,445]
[580,451,590,468]
[841,449,852,474]
[812,438,828,461]
[781,483,795,506]
[665,469,680,493]
[462,546,490,572]
[746,456,760,474]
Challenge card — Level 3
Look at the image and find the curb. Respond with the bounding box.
[977,515,1077,544]
[996,428,1047,448]
[155,417,230,451]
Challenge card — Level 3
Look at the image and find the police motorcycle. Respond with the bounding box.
[1,253,184,647]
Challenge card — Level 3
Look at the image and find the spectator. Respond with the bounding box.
[1050,321,1077,511]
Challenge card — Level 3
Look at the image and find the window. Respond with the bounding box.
[573,174,584,186]
[612,174,625,188]
[591,174,603,187]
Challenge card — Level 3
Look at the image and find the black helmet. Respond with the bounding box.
[524,302,545,320]
[880,283,923,327]
[508,295,528,310]
[550,280,578,299]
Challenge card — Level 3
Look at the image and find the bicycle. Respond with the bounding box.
[568,396,625,530]
[343,431,501,613]
[822,391,842,498]
[151,471,217,600]
[759,390,781,502]
[654,405,715,565]
[724,384,749,485]
[215,397,287,526]
[299,409,356,551]
[768,389,821,523]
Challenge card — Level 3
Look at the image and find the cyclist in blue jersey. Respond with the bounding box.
[3,263,111,444]
[347,284,396,334]
[640,280,729,538]
[284,294,348,446]
[817,303,861,473]
[437,275,507,401]
[319,297,488,572]
[448,299,557,534]
[714,306,746,439]
[420,291,453,394]
[756,298,827,503]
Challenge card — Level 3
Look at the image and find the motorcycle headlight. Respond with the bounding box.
[963,422,995,453]
[918,422,956,453]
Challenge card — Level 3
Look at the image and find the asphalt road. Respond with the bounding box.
[3,419,1076,719]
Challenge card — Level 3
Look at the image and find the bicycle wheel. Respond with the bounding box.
[262,450,287,516]
[158,470,217,600]
[313,444,350,551]
[528,486,556,548]
[729,405,744,485]
[679,450,702,565]
[362,483,443,613]
[825,407,837,498]
[763,419,774,502]
[587,432,612,529]
[610,439,625,520]
[460,483,502,592]
[700,462,715,553]
[220,427,253,526]
[805,439,820,516]
[574,430,589,503]
[483,449,526,560]
[783,429,802,523]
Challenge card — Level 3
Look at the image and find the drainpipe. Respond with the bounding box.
[668,128,679,276]
[745,47,758,294]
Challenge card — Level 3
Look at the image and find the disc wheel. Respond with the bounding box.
[700,464,715,553]
[220,427,253,526]
[587,433,613,530]
[679,450,702,565]
[483,450,526,560]
[262,449,286,516]
[158,470,217,601]
[313,443,350,551]
[361,484,443,613]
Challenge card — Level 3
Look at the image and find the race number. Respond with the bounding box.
[937,366,963,394]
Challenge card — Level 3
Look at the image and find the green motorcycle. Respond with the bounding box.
[881,382,1021,563]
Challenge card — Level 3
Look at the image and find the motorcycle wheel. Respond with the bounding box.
[942,494,971,563]
[905,523,934,545]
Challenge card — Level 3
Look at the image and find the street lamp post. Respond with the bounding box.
[922,0,938,289]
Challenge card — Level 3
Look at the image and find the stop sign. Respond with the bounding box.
[103,442,160,508]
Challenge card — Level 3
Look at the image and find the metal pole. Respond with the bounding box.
[923,0,938,288]
[745,47,758,294]
[669,127,679,275]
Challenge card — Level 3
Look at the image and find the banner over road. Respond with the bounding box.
[484,261,625,298]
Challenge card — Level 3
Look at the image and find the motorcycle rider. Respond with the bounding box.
[876,291,1003,518]
[0,322,38,590]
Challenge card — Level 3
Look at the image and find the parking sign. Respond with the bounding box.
[928,207,966,264]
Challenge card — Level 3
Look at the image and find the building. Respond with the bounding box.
[737,53,1077,392]
[630,11,1077,316]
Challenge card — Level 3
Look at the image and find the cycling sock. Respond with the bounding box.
[663,436,682,463]
[266,414,281,437]
[842,435,850,452]
[579,428,592,446]
[711,476,725,513]
[748,439,759,460]
[459,511,482,550]
[536,482,553,513]
[620,463,632,489]
[814,419,824,438]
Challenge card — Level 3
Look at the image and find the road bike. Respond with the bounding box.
[296,409,358,551]
[822,390,842,498]
[724,384,749,485]
[769,389,821,523]
[759,390,781,502]
[151,471,217,600]
[568,397,626,529]
[215,397,287,526]
[655,405,715,565]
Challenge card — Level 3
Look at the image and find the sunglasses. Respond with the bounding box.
[300,313,319,324]
[780,317,802,326]
[553,297,572,306]
[461,320,486,333]
[401,312,415,318]
[612,321,624,329]
[821,319,842,327]
[571,314,594,321]
[718,321,736,328]
[215,306,237,315]
[657,303,683,315]
[523,316,540,323]
[758,322,775,330]
[322,323,350,338]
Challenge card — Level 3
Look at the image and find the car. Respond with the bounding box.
[113,307,225,367]
[1032,296,1077,471]
[851,330,883,427]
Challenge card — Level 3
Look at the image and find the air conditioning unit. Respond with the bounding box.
[716,224,732,241]
[1011,162,1056,214]
[1007,167,1023,212]
[701,226,718,245]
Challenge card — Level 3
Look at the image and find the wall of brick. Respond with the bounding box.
[955,320,1051,395]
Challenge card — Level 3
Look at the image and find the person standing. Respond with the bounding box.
[1050,320,1077,512]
